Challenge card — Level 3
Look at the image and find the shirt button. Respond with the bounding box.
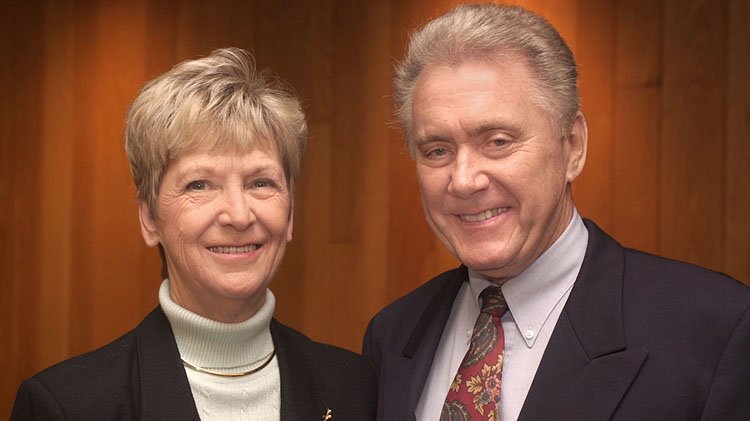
[524,329,535,339]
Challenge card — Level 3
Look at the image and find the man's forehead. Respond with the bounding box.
[415,117,525,141]
[414,59,539,103]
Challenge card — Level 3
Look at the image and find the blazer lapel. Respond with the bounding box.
[271,320,327,421]
[137,309,328,421]
[380,267,466,420]
[136,308,200,420]
[519,220,647,420]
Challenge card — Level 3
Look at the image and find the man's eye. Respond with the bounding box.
[492,138,509,147]
[426,147,447,157]
[186,180,207,191]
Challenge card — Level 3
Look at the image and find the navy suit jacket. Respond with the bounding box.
[363,220,750,420]
[13,307,377,420]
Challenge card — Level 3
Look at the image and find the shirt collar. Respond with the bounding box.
[468,209,588,347]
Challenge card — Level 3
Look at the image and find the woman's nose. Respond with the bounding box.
[217,188,254,229]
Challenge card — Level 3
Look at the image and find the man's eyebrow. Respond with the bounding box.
[414,119,523,145]
[466,121,522,137]
[415,134,450,145]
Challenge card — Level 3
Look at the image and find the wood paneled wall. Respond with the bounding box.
[2,0,748,414]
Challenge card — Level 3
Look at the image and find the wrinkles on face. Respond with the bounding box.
[143,147,293,322]
[412,58,582,282]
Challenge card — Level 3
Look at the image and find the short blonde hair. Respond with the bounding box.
[125,47,307,211]
[394,4,579,154]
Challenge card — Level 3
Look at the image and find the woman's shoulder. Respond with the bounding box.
[11,328,141,419]
[270,319,378,419]
[270,319,371,369]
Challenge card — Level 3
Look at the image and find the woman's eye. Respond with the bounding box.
[186,180,207,191]
[252,179,277,189]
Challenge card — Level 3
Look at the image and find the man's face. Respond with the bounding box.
[411,58,586,282]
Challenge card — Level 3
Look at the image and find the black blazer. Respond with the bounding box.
[363,220,750,420]
[13,307,377,420]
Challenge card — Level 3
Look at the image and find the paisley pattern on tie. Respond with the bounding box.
[462,311,499,366]
[441,286,508,421]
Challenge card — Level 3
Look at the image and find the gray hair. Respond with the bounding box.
[394,3,578,154]
[125,47,307,211]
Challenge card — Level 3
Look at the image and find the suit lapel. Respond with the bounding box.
[381,267,466,420]
[136,310,327,420]
[519,220,647,420]
[136,308,200,420]
[271,320,327,421]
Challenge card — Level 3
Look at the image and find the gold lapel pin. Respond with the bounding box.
[322,408,333,420]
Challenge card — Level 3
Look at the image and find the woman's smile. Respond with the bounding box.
[207,244,260,254]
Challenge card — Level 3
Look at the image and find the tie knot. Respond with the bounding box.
[479,285,507,317]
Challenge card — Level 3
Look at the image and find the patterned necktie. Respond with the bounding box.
[441,285,508,421]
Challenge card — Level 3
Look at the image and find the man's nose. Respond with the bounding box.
[447,149,490,198]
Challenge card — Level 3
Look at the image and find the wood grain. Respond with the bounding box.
[725,0,750,288]
[661,0,726,271]
[2,0,748,415]
[612,0,662,253]
[574,0,616,229]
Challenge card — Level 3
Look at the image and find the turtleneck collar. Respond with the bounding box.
[159,279,275,370]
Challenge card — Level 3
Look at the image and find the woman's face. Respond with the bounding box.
[138,146,293,322]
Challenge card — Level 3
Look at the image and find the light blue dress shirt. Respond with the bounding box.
[416,210,588,421]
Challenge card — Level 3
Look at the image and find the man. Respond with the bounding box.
[363,4,750,421]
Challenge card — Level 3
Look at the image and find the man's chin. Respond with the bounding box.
[462,258,517,283]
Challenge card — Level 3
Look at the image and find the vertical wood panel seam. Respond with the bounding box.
[656,0,665,253]
[610,2,618,229]
[721,0,730,262]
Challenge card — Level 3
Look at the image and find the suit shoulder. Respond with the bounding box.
[272,321,373,373]
[584,219,748,310]
[271,320,377,419]
[622,248,749,321]
[12,328,140,419]
[28,328,138,387]
[623,248,748,295]
[369,266,464,324]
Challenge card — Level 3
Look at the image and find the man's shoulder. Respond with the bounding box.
[584,218,747,303]
[623,246,740,282]
[370,266,465,323]
[621,246,749,310]
[363,266,465,363]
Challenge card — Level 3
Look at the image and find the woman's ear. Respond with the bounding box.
[138,201,161,247]
[565,111,588,182]
[286,199,294,242]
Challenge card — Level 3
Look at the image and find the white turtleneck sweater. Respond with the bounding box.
[159,280,281,421]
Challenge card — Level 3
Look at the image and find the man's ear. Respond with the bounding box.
[565,111,588,182]
[138,201,161,248]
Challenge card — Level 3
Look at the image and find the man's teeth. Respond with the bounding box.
[208,245,258,254]
[461,208,505,222]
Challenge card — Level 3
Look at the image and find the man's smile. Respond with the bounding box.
[459,207,509,222]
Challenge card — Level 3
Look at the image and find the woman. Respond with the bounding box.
[12,48,376,420]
